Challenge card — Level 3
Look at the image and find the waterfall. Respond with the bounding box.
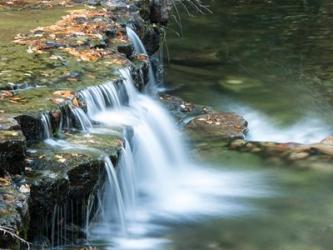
[126,27,148,55]
[39,27,271,250]
[83,67,271,249]
[126,27,159,93]
[69,106,93,132]
[41,113,52,139]
[101,156,127,235]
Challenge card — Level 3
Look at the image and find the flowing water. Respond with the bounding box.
[35,2,333,249]
[80,67,272,249]
[166,0,333,143]
[161,0,333,249]
[38,24,274,248]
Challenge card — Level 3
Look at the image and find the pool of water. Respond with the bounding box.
[165,0,333,142]
[160,1,333,249]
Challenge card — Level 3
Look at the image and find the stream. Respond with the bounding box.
[87,1,333,249]
[1,1,333,249]
[161,0,333,249]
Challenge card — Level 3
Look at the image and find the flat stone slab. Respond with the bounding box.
[186,112,248,140]
[159,94,213,124]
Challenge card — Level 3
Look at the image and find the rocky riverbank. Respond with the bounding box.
[0,0,170,248]
[2,0,333,249]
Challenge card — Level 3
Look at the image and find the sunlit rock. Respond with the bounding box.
[186,112,248,140]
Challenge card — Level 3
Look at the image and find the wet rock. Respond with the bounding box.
[15,114,44,145]
[118,43,134,57]
[0,115,21,131]
[227,139,333,171]
[64,132,124,165]
[130,59,150,90]
[136,0,151,21]
[229,139,247,148]
[31,235,51,249]
[142,25,161,55]
[159,94,212,125]
[0,130,26,176]
[149,0,172,25]
[26,138,122,245]
[0,0,171,247]
[186,112,248,140]
[87,0,101,6]
[288,152,310,161]
[0,177,29,249]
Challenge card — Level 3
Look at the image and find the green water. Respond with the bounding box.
[163,144,333,250]
[165,0,333,126]
[163,1,333,249]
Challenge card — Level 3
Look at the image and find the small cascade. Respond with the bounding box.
[229,105,331,144]
[117,142,136,213]
[126,27,147,54]
[79,82,127,119]
[126,27,159,93]
[37,26,271,250]
[69,106,93,132]
[119,68,187,165]
[41,113,52,139]
[84,66,271,250]
[100,156,127,235]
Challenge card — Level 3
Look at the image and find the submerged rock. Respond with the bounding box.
[218,75,263,93]
[186,112,248,140]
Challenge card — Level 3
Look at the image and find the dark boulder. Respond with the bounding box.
[15,114,44,145]
[0,116,26,176]
[150,0,172,25]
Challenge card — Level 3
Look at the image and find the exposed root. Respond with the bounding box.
[161,0,212,61]
[0,226,31,250]
[173,0,212,15]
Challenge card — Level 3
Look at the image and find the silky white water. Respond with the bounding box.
[38,28,274,249]
[126,27,159,93]
[79,67,272,249]
[41,113,52,139]
[227,105,331,144]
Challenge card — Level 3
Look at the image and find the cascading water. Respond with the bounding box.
[226,105,331,144]
[39,28,272,250]
[41,113,52,139]
[126,27,159,93]
[80,67,271,249]
[69,106,93,132]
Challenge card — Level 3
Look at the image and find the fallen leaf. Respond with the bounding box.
[72,97,79,107]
